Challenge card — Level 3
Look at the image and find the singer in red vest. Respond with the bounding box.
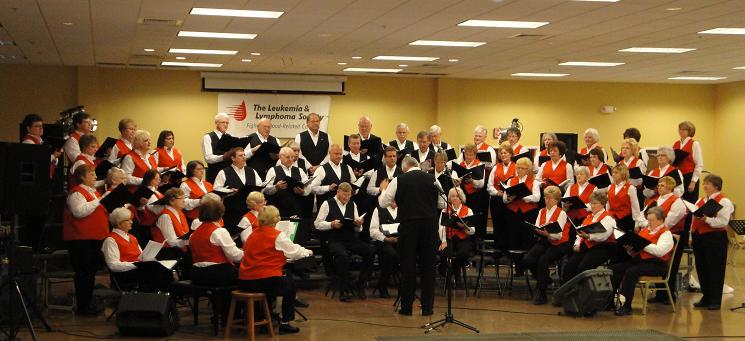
[453,144,488,237]
[523,186,573,305]
[153,188,190,259]
[533,132,558,171]
[239,205,313,334]
[537,141,573,190]
[674,121,704,203]
[577,128,606,166]
[155,130,186,173]
[562,192,617,284]
[607,164,644,233]
[121,129,157,186]
[63,112,93,163]
[487,142,516,252]
[136,169,164,227]
[437,187,475,282]
[21,113,61,169]
[642,147,684,200]
[237,191,266,243]
[562,166,597,227]
[180,160,213,221]
[101,207,142,290]
[620,138,647,189]
[64,164,109,315]
[70,134,104,188]
[108,118,136,166]
[502,157,541,253]
[691,174,734,310]
[610,207,674,316]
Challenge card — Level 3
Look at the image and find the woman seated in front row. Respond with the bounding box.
[239,205,313,335]
[437,187,475,281]
[153,188,190,260]
[562,192,617,284]
[609,207,674,316]
[523,186,573,305]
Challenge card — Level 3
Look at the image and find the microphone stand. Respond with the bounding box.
[422,182,479,334]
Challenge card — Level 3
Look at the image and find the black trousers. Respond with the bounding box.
[397,218,439,313]
[505,208,539,251]
[490,197,509,252]
[439,236,474,275]
[373,241,399,288]
[192,263,238,320]
[327,238,374,288]
[609,258,666,306]
[465,190,489,238]
[562,243,615,285]
[239,276,296,322]
[523,241,571,291]
[67,239,103,312]
[692,231,728,306]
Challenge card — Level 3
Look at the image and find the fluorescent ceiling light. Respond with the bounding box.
[143,48,155,52]
[458,20,548,29]
[175,56,186,60]
[668,76,726,81]
[241,59,252,62]
[448,59,459,62]
[190,7,283,18]
[699,28,745,35]
[571,0,620,2]
[398,64,408,67]
[511,72,569,77]
[734,66,745,69]
[559,61,624,67]
[352,56,362,59]
[161,61,222,68]
[337,62,347,65]
[619,47,695,53]
[373,55,439,61]
[409,40,485,47]
[169,48,238,55]
[178,31,257,39]
[343,67,402,73]
[251,52,261,56]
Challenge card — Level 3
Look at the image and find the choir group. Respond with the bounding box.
[17,110,733,332]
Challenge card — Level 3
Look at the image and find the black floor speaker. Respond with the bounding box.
[116,292,178,336]
[552,268,613,316]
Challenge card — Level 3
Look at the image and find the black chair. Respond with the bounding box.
[505,249,533,299]
[170,280,238,336]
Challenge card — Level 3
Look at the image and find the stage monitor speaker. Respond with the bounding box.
[552,268,613,316]
[116,292,178,336]
[0,143,50,215]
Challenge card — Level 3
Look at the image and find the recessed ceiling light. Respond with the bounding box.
[699,28,745,35]
[176,56,186,60]
[734,66,745,70]
[668,76,726,81]
[666,7,682,11]
[178,31,257,39]
[343,67,402,73]
[511,72,569,77]
[409,40,486,47]
[190,7,283,19]
[62,22,74,26]
[571,0,620,2]
[241,59,252,62]
[352,56,362,59]
[144,48,155,52]
[373,55,439,62]
[559,61,625,67]
[337,62,347,65]
[251,52,261,56]
[398,64,408,67]
[458,20,549,29]
[619,47,695,53]
[161,61,222,68]
[448,59,459,62]
[169,48,238,55]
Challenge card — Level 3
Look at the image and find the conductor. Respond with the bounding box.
[379,156,442,316]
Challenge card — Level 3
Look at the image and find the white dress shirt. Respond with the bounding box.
[179,177,208,210]
[202,130,225,165]
[192,225,244,267]
[213,164,263,192]
[263,164,311,196]
[314,197,361,231]
[369,207,398,242]
[638,224,674,258]
[101,228,141,272]
[535,205,569,241]
[155,206,188,248]
[63,131,84,163]
[367,165,398,196]
[310,161,358,195]
[108,138,132,166]
[700,192,734,229]
[237,210,259,242]
[66,184,102,218]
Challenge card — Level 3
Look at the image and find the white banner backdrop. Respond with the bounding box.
[218,93,331,138]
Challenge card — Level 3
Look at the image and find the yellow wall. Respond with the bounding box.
[714,81,745,217]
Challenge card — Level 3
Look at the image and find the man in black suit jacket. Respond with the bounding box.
[379,156,442,316]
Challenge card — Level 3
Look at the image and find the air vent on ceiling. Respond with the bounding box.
[96,62,126,67]
[509,33,551,40]
[137,18,183,26]
[420,63,447,68]
[674,70,706,75]
[129,63,158,68]
[422,73,448,76]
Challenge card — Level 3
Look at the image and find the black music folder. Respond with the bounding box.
[476,151,492,163]
[95,160,115,180]
[561,196,587,211]
[278,175,314,190]
[577,221,606,234]
[684,199,723,218]
[588,174,611,189]
[511,149,534,162]
[344,157,380,173]
[642,171,682,189]
[610,147,623,164]
[577,153,591,163]
[628,167,643,180]
[95,137,118,158]
[504,182,532,199]
[444,148,457,161]
[524,221,563,234]
[616,232,651,251]
[99,185,134,211]
[440,213,482,229]
[217,134,250,151]
[672,149,690,166]
[538,155,551,166]
[451,163,485,181]
[252,142,281,160]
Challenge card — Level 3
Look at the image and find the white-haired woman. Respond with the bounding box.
[101,207,141,290]
[120,129,157,186]
[577,128,606,166]
[642,146,684,199]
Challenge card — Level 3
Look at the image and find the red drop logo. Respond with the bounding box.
[228,100,247,121]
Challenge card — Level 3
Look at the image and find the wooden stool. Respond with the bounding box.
[224,291,274,340]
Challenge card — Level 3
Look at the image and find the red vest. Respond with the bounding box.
[566,183,596,220]
[242,211,260,231]
[459,160,482,194]
[70,131,82,141]
[115,139,132,159]
[673,138,696,175]
[190,222,230,264]
[69,154,98,184]
[625,157,642,169]
[63,186,109,241]
[156,147,184,172]
[183,179,214,220]
[541,159,568,186]
[477,143,490,152]
[580,145,602,156]
[137,190,164,226]
[639,226,672,261]
[589,163,608,177]
[539,206,571,246]
[492,162,516,185]
[127,151,157,179]
[513,144,523,154]
[691,194,727,235]
[648,165,677,178]
[506,176,538,213]
[109,231,141,262]
[444,205,470,240]
[580,211,614,248]
[23,134,41,144]
[539,149,548,157]
[657,194,686,233]
[152,207,189,247]
[239,226,286,280]
[607,182,632,219]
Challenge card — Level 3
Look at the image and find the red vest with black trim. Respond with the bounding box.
[152,207,189,247]
[156,147,184,172]
[691,194,727,235]
[459,160,483,195]
[127,151,157,179]
[239,226,286,280]
[566,183,596,220]
[506,176,538,213]
[639,226,672,261]
[539,206,571,246]
[673,138,696,175]
[657,194,686,233]
[607,182,632,219]
[115,139,132,159]
[541,159,568,186]
[190,222,230,264]
[444,205,470,240]
[63,186,109,241]
[183,179,214,220]
[109,231,141,262]
[580,211,615,248]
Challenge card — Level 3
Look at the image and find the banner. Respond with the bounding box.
[218,93,331,138]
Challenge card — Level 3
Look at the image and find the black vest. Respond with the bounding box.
[246,133,279,177]
[343,153,369,166]
[321,162,351,186]
[409,149,435,164]
[222,165,257,189]
[375,165,403,187]
[394,170,439,221]
[377,206,398,225]
[268,165,302,217]
[389,140,414,153]
[297,158,307,171]
[299,130,329,166]
[325,198,356,241]
[206,132,230,182]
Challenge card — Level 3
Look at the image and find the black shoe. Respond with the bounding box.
[693,300,708,308]
[533,292,548,305]
[614,305,632,316]
[279,322,300,334]
[398,309,412,316]
[707,304,721,310]
[356,287,367,299]
[422,309,434,316]
[377,287,391,299]
[339,294,354,302]
[295,298,309,308]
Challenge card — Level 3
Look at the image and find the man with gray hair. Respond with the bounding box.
[428,125,452,154]
[263,146,311,218]
[379,155,441,316]
[389,122,415,156]
[202,113,231,183]
[246,118,281,178]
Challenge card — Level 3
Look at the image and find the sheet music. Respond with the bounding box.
[381,223,399,235]
[158,260,177,270]
[140,240,163,261]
